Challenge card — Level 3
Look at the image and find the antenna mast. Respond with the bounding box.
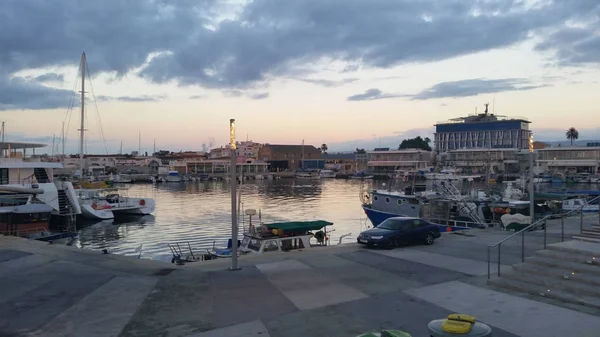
[61,121,65,156]
[138,132,141,156]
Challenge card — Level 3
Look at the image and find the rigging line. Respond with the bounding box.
[62,61,81,154]
[85,60,109,155]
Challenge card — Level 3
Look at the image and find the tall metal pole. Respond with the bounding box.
[79,52,86,176]
[230,119,239,270]
[529,133,535,223]
[61,121,65,157]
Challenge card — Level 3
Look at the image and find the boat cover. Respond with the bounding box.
[13,203,54,214]
[266,220,333,232]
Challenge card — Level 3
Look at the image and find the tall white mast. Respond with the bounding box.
[138,132,141,155]
[79,52,86,174]
[51,134,56,156]
[119,140,123,155]
[153,138,156,156]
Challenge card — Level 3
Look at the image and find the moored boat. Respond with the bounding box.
[319,169,337,178]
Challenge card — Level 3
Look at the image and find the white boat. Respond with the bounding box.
[109,173,132,183]
[165,171,183,182]
[241,220,333,254]
[295,171,321,179]
[319,169,337,178]
[76,187,155,220]
[255,174,265,180]
[0,159,81,218]
[562,198,599,213]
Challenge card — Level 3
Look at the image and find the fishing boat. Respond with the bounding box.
[562,197,599,213]
[240,220,334,254]
[207,239,242,258]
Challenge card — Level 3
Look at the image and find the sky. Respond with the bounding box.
[1,0,600,154]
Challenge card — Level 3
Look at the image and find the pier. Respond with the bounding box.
[2,215,600,337]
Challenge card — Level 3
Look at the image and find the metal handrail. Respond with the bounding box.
[487,195,600,279]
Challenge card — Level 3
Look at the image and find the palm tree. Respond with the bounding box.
[566,127,579,146]
[320,144,328,154]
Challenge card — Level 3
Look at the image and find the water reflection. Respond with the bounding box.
[74,178,599,262]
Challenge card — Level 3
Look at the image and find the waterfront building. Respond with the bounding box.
[366,148,433,173]
[258,144,321,171]
[437,148,522,174]
[537,144,600,174]
[235,141,262,159]
[167,158,268,175]
[434,108,531,153]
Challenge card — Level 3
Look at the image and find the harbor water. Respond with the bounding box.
[75,179,384,261]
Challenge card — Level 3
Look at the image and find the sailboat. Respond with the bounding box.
[72,52,155,220]
[295,139,320,179]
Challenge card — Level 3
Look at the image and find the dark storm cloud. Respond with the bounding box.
[347,88,403,101]
[0,77,74,110]
[1,0,598,110]
[410,78,547,100]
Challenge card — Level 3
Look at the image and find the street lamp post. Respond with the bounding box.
[529,133,535,222]
[229,119,240,270]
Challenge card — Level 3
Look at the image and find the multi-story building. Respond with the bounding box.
[434,110,531,152]
[209,147,231,159]
[537,144,600,174]
[258,144,321,171]
[321,153,357,172]
[236,141,262,159]
[366,148,434,173]
[437,148,522,174]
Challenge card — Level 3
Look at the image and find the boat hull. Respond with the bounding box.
[81,204,114,220]
[362,205,470,232]
[114,198,156,215]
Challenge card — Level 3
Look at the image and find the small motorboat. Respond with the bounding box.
[208,239,242,258]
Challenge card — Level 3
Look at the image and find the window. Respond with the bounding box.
[0,169,8,184]
[411,219,424,228]
[397,199,404,206]
[373,195,379,201]
[378,219,409,230]
[264,240,279,252]
[248,238,262,252]
[385,197,390,203]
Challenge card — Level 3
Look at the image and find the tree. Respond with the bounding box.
[320,143,328,154]
[398,136,432,151]
[355,148,366,154]
[566,127,579,146]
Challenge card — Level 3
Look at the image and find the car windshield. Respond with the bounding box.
[378,219,406,230]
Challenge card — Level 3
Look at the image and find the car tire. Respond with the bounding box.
[424,233,434,245]
[385,239,395,250]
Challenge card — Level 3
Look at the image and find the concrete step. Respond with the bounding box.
[512,263,600,287]
[573,234,600,243]
[591,225,600,230]
[549,240,600,255]
[536,249,600,267]
[488,277,600,310]
[582,229,600,237]
[525,256,600,276]
[502,267,600,297]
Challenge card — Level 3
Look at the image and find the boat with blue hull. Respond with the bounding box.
[360,189,478,233]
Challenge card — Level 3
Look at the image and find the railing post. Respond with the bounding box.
[543,219,547,249]
[561,216,564,242]
[497,243,501,277]
[521,230,525,262]
[581,210,584,233]
[487,246,491,279]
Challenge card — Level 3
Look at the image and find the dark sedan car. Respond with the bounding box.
[357,217,441,248]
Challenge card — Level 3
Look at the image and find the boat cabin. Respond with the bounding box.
[0,159,62,185]
[364,190,423,218]
[240,220,333,254]
[0,203,53,237]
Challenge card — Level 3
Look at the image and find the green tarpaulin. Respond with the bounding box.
[266,220,333,232]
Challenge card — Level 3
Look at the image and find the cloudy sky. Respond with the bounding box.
[1,0,599,154]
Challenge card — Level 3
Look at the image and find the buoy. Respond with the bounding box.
[447,226,452,232]
[139,199,146,206]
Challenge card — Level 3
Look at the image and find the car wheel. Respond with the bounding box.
[385,239,395,249]
[425,233,434,245]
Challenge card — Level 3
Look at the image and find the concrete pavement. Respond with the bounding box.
[1,225,599,337]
